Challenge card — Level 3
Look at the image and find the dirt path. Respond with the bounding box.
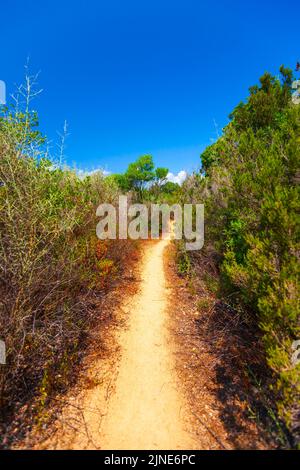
[42,237,196,450]
[28,234,271,450]
[99,238,195,450]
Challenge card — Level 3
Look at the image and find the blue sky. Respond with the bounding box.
[0,0,299,176]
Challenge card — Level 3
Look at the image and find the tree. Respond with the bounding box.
[161,181,179,194]
[196,66,300,441]
[125,154,155,199]
[154,167,168,186]
[109,173,131,192]
[110,157,171,202]
[152,167,169,198]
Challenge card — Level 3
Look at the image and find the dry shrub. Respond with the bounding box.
[0,97,124,444]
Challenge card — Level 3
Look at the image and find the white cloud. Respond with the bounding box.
[77,168,111,179]
[166,170,187,185]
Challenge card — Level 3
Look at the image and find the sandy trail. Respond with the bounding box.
[96,240,192,450]
[44,236,195,450]
[19,233,273,451]
[99,238,194,450]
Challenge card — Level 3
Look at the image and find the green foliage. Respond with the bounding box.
[124,154,155,199]
[154,167,168,188]
[192,66,300,442]
[176,243,191,276]
[200,137,227,175]
[161,181,180,194]
[109,173,131,193]
[111,156,175,203]
[110,155,156,200]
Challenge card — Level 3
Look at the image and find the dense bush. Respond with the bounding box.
[0,99,121,431]
[182,67,300,443]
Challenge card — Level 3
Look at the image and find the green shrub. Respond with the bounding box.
[183,66,300,444]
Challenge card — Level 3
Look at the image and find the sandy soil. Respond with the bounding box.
[30,234,271,450]
[99,238,195,450]
[40,237,197,450]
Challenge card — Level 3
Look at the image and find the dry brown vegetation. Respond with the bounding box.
[0,80,141,447]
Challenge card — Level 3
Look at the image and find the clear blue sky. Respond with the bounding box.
[1,0,299,175]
